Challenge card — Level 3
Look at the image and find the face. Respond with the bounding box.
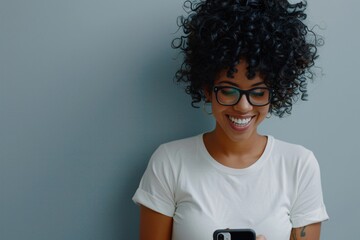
[206,61,270,143]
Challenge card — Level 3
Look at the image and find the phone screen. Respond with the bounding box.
[213,229,256,240]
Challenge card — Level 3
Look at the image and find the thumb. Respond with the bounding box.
[256,235,267,240]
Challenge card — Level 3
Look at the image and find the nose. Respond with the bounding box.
[233,94,253,112]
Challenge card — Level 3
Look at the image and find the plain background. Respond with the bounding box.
[0,0,359,239]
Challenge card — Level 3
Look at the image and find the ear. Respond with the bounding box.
[203,86,212,102]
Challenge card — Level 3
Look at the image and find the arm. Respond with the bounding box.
[139,205,173,240]
[290,222,322,240]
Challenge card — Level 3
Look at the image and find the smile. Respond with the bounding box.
[228,116,252,127]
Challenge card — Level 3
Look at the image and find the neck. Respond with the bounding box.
[203,126,267,168]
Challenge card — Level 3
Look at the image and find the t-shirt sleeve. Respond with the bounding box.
[290,151,329,227]
[132,145,176,217]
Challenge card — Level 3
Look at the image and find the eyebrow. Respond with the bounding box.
[217,80,265,87]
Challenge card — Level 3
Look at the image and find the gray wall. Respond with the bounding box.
[0,0,358,239]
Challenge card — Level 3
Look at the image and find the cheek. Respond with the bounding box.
[211,102,228,120]
[258,106,270,119]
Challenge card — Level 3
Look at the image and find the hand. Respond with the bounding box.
[256,235,266,240]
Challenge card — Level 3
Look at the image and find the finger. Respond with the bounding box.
[256,235,267,240]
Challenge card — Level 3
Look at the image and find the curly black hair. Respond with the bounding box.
[172,0,323,117]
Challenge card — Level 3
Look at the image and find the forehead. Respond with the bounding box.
[215,62,265,88]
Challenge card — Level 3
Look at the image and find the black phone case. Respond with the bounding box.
[213,228,256,240]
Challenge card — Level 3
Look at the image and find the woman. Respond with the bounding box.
[133,0,329,239]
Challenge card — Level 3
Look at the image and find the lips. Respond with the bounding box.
[228,115,252,127]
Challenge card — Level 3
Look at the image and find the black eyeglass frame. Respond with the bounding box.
[213,86,273,107]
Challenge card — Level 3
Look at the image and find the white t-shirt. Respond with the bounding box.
[133,134,329,240]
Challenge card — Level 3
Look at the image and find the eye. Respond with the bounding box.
[249,88,268,98]
[220,87,237,96]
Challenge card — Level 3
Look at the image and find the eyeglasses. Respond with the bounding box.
[213,86,272,106]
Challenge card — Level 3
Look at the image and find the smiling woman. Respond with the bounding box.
[132,0,328,240]
[1,0,359,239]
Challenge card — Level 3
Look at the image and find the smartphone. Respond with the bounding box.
[213,229,256,240]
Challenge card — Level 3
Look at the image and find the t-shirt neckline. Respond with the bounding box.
[197,134,274,175]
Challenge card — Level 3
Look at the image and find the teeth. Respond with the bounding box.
[229,116,251,126]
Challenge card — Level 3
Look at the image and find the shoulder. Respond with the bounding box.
[149,134,202,166]
[156,134,201,157]
[269,136,318,170]
[270,136,314,158]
